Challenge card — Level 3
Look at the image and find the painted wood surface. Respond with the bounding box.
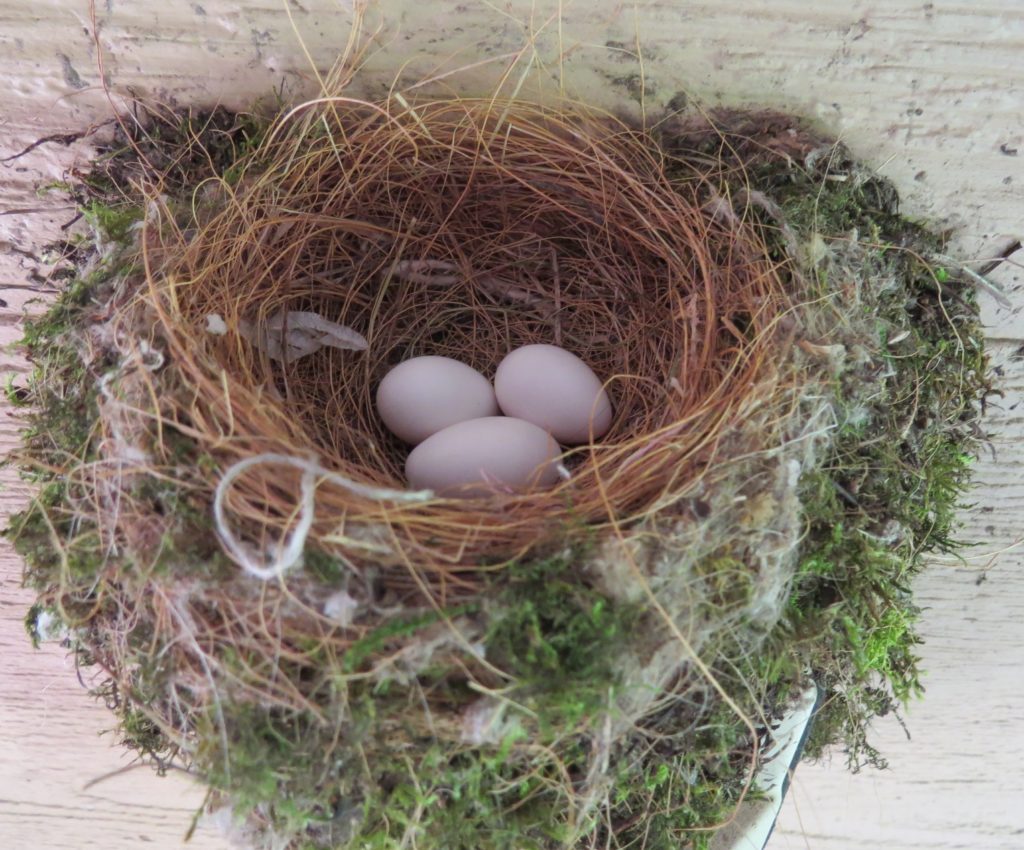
[1,2,1021,849]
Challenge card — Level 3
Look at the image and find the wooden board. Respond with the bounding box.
[1,2,1021,848]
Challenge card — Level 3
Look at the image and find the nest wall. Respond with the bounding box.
[7,91,989,850]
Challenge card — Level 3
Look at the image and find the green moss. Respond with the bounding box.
[23,602,49,649]
[743,146,990,769]
[127,474,235,580]
[694,553,755,613]
[485,551,640,730]
[14,279,102,466]
[9,483,110,599]
[179,551,648,850]
[359,737,572,850]
[341,604,479,674]
[304,547,348,584]
[193,688,552,849]
[4,258,121,600]
[118,701,178,765]
[88,106,273,200]
[81,199,142,242]
[197,703,342,837]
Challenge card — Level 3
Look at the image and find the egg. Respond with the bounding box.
[494,344,613,445]
[406,416,561,497]
[377,356,499,444]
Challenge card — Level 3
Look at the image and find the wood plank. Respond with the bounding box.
[1,1,1021,849]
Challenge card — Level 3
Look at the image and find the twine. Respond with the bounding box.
[213,452,433,580]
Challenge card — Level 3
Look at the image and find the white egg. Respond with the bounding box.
[406,416,561,497]
[377,356,499,444]
[494,344,613,445]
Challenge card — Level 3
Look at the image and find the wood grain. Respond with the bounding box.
[1,1,1021,849]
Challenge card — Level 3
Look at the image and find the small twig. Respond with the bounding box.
[0,122,112,164]
[832,480,859,508]
[3,243,39,261]
[975,239,1021,276]
[1,283,60,294]
[82,759,193,791]
[0,206,78,216]
[959,266,1012,309]
[931,247,1017,308]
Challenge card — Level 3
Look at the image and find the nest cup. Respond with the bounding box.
[145,98,791,589]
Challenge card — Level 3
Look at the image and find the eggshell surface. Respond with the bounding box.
[406,417,561,497]
[377,356,499,444]
[494,344,613,444]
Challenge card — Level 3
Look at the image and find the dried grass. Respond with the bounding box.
[117,96,801,590]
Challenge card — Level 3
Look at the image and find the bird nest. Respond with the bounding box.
[8,92,989,850]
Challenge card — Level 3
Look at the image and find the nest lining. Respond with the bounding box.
[140,99,795,585]
[8,93,990,850]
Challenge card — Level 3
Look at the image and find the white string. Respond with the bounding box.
[213,452,434,581]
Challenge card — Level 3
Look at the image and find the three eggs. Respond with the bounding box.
[376,345,612,497]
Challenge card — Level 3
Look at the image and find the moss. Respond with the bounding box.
[177,551,647,850]
[341,604,478,674]
[23,602,50,649]
[303,547,349,583]
[10,485,110,602]
[484,551,640,730]
[4,254,124,599]
[81,198,142,242]
[197,703,343,836]
[13,277,103,468]
[359,738,573,850]
[87,106,273,201]
[740,144,990,769]
[127,474,236,580]
[603,750,744,850]
[193,691,549,849]
[694,553,755,614]
[117,701,180,767]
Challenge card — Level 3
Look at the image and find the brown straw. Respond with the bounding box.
[125,97,791,607]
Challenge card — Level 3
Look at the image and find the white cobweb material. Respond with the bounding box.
[206,313,228,335]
